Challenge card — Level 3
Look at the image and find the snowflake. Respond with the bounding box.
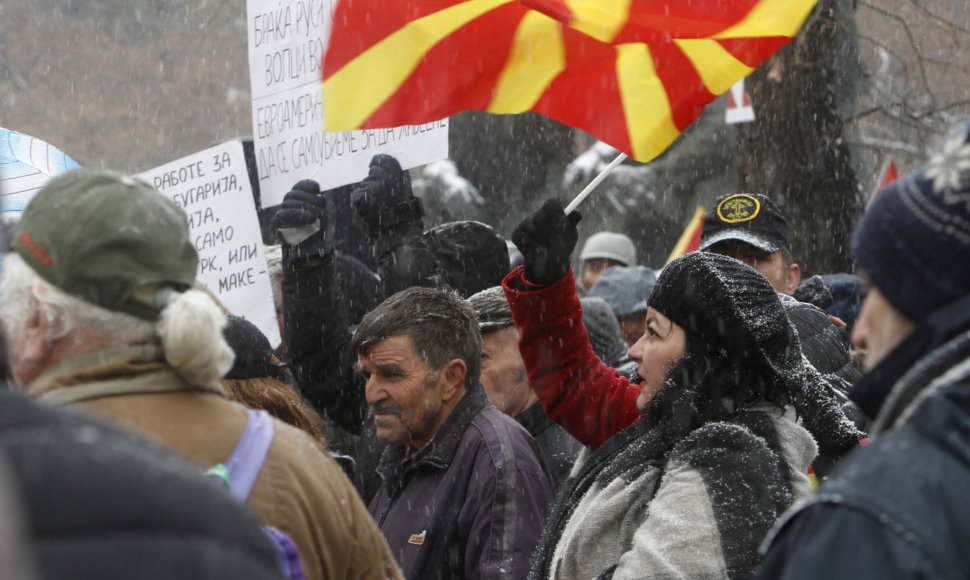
[924,131,970,195]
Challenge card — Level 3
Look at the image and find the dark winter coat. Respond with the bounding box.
[515,401,583,490]
[0,389,285,580]
[780,296,869,473]
[370,383,555,580]
[781,295,859,383]
[503,269,816,579]
[758,295,970,579]
[283,247,380,435]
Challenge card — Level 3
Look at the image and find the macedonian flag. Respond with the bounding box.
[323,0,817,163]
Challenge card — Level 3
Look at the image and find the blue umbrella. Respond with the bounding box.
[0,127,81,219]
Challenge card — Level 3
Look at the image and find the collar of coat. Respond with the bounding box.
[378,381,490,484]
[514,400,555,438]
[869,328,970,435]
[26,344,226,405]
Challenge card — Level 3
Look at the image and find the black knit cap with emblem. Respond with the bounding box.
[699,193,791,253]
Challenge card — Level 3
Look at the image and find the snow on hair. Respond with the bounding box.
[156,288,234,386]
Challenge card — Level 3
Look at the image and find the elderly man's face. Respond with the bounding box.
[480,326,534,418]
[356,334,451,450]
[0,272,49,388]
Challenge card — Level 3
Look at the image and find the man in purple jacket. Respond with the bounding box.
[352,286,554,579]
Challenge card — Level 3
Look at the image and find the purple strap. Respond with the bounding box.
[226,409,274,502]
[263,527,306,580]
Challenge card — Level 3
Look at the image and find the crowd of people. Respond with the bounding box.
[0,120,968,579]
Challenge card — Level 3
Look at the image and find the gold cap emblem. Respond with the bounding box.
[716,194,761,223]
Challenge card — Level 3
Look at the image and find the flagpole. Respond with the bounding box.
[564,152,628,214]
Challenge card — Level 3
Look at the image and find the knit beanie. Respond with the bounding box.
[579,232,637,266]
[467,285,514,332]
[649,252,864,457]
[852,121,970,324]
[223,315,288,381]
[648,252,800,380]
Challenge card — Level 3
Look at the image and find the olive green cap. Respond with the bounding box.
[10,168,199,320]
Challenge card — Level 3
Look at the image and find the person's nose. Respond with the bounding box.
[627,333,647,363]
[850,312,868,350]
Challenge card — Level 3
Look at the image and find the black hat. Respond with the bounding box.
[699,193,791,253]
[223,315,288,381]
[424,221,510,298]
[648,252,800,380]
[649,253,864,456]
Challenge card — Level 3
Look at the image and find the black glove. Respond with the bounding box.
[352,154,423,239]
[270,179,334,262]
[512,198,581,286]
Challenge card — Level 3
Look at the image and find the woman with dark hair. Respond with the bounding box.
[503,200,861,579]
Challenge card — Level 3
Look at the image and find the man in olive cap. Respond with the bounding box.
[0,168,402,580]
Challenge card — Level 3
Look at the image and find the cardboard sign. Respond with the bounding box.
[725,78,756,125]
[138,141,281,347]
[247,0,448,206]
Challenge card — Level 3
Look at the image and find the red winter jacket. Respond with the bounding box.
[502,266,641,450]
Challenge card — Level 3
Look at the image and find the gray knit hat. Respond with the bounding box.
[579,231,636,266]
[467,286,514,332]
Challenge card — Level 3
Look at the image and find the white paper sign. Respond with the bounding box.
[138,141,281,347]
[725,78,756,125]
[247,0,449,206]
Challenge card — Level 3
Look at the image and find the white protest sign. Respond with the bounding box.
[247,0,449,206]
[138,141,281,347]
[725,78,756,125]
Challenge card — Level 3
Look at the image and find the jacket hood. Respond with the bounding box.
[424,221,510,298]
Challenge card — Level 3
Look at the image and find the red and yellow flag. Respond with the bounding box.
[665,205,705,265]
[323,0,817,163]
